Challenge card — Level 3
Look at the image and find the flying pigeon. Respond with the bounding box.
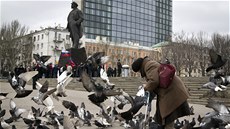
[100,68,115,88]
[54,68,73,98]
[206,49,227,72]
[80,70,122,105]
[9,99,27,121]
[202,82,225,92]
[8,71,38,98]
[84,52,109,69]
[206,99,229,114]
[220,76,230,86]
[32,80,56,105]
[33,53,51,64]
[114,88,135,110]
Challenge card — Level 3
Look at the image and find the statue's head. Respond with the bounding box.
[71,1,78,9]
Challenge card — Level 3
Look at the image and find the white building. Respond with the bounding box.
[32,26,72,65]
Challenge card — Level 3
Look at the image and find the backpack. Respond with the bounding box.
[158,64,176,88]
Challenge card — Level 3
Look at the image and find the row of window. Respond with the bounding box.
[34,43,44,50]
[33,34,44,41]
[85,0,112,5]
[113,0,156,8]
[85,3,112,11]
[112,5,156,14]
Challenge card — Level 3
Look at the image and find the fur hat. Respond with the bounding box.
[132,58,144,72]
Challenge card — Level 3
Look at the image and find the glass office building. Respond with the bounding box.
[83,0,172,47]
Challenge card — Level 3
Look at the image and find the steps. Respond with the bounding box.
[27,76,230,106]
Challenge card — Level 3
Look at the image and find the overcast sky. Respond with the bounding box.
[1,0,229,35]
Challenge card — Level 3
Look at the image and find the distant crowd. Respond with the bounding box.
[1,59,123,79]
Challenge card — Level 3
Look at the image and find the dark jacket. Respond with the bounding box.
[140,57,190,125]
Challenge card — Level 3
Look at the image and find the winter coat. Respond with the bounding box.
[140,57,190,124]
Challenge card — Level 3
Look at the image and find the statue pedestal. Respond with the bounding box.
[58,47,87,67]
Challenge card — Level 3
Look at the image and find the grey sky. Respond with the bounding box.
[1,0,229,35]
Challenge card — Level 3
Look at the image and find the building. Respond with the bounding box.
[82,0,172,47]
[83,36,157,77]
[32,26,71,65]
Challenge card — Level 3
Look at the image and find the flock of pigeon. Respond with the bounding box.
[0,49,230,129]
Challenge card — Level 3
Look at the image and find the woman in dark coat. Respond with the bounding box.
[132,57,191,129]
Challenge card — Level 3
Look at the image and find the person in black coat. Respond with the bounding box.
[117,59,122,77]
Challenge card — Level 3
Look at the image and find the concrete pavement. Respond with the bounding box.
[0,81,213,128]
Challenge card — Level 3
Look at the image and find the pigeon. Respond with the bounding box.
[174,119,183,129]
[80,70,122,105]
[220,76,230,86]
[8,71,38,98]
[206,49,227,72]
[117,100,145,121]
[0,110,5,118]
[32,80,56,105]
[206,99,229,114]
[0,93,8,100]
[0,118,11,129]
[9,99,27,121]
[54,69,73,98]
[114,88,135,110]
[100,68,115,88]
[205,99,230,124]
[84,52,109,69]
[202,82,224,92]
[94,120,106,128]
[33,54,51,64]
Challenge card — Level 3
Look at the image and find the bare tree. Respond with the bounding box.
[211,33,230,74]
[196,32,210,76]
[0,20,29,71]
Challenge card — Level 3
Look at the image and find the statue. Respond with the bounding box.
[67,1,84,48]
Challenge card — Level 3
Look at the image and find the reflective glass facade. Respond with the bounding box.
[83,0,172,47]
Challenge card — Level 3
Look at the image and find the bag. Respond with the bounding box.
[158,64,176,88]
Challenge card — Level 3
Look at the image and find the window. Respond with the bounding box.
[66,35,70,40]
[42,34,44,39]
[41,43,43,49]
[37,44,39,50]
[33,37,36,41]
[38,35,40,41]
[41,52,43,56]
[58,34,61,41]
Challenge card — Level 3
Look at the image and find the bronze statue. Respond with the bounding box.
[67,1,84,48]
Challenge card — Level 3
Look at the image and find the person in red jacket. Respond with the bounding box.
[131,57,191,129]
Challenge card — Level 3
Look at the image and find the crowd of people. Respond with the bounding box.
[8,59,123,79]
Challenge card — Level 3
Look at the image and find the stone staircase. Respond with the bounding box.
[27,77,230,106]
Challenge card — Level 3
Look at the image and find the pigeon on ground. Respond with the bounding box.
[94,119,106,128]
[62,100,90,125]
[174,119,184,129]
[206,49,227,72]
